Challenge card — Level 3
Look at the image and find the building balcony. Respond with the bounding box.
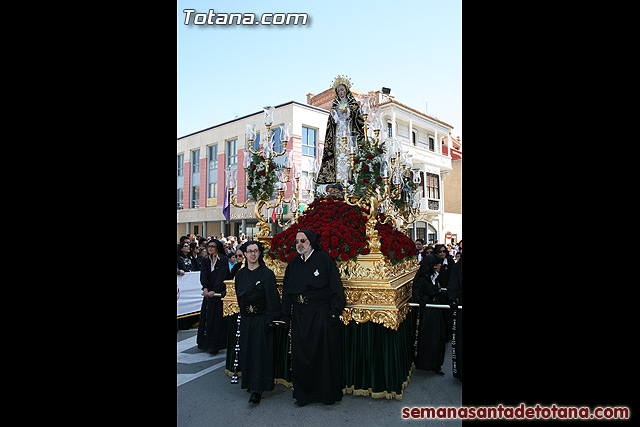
[416,197,442,222]
[426,199,440,211]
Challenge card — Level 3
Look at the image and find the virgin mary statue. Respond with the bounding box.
[315,75,366,186]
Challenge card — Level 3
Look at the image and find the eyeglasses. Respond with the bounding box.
[246,249,259,254]
[207,245,216,249]
[236,254,244,258]
[438,250,447,253]
[295,238,307,244]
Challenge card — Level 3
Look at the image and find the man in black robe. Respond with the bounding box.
[447,252,463,381]
[197,239,230,354]
[412,253,447,375]
[234,240,280,404]
[282,229,345,406]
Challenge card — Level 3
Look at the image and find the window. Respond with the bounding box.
[428,233,436,245]
[302,126,316,157]
[387,121,393,138]
[270,127,289,167]
[192,185,200,208]
[177,188,183,210]
[426,173,440,199]
[272,126,283,155]
[412,131,417,146]
[177,154,184,176]
[192,149,200,173]
[397,123,409,138]
[300,171,313,199]
[208,145,218,170]
[428,137,434,152]
[252,132,261,152]
[227,139,237,167]
[208,182,217,199]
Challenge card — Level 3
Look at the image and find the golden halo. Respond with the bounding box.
[331,75,352,91]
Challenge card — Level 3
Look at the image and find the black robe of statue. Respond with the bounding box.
[235,264,280,392]
[197,255,230,353]
[282,249,345,405]
[412,255,447,371]
[316,85,366,185]
[447,259,463,381]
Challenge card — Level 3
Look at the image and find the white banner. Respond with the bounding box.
[177,272,203,317]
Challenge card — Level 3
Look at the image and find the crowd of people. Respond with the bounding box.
[178,233,461,276]
[177,231,463,405]
[177,232,249,276]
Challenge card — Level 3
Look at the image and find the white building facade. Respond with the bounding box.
[370,91,457,245]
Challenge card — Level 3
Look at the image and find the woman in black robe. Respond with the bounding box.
[197,239,230,354]
[412,253,447,374]
[234,240,280,404]
[282,229,345,406]
[177,241,198,272]
[434,244,455,341]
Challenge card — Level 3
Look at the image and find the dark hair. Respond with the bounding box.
[240,240,265,266]
[434,244,447,255]
[177,241,190,257]
[206,239,224,258]
[415,238,425,244]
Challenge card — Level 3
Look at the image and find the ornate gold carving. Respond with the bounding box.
[264,257,287,276]
[222,299,239,317]
[337,253,418,282]
[344,288,395,305]
[341,307,403,330]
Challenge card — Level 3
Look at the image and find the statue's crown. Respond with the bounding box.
[331,75,352,90]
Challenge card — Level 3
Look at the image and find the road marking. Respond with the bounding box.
[178,360,227,387]
[178,349,226,364]
[177,332,228,387]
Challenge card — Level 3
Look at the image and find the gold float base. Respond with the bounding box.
[223,251,418,330]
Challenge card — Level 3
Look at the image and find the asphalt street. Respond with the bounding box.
[177,326,461,426]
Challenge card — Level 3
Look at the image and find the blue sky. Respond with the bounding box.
[177,0,461,139]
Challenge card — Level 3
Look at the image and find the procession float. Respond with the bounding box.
[222,76,426,400]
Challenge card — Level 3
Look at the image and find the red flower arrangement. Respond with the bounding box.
[267,198,417,265]
[268,198,369,263]
[375,214,418,264]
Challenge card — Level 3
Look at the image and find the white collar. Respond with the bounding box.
[302,248,314,262]
[211,254,220,271]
